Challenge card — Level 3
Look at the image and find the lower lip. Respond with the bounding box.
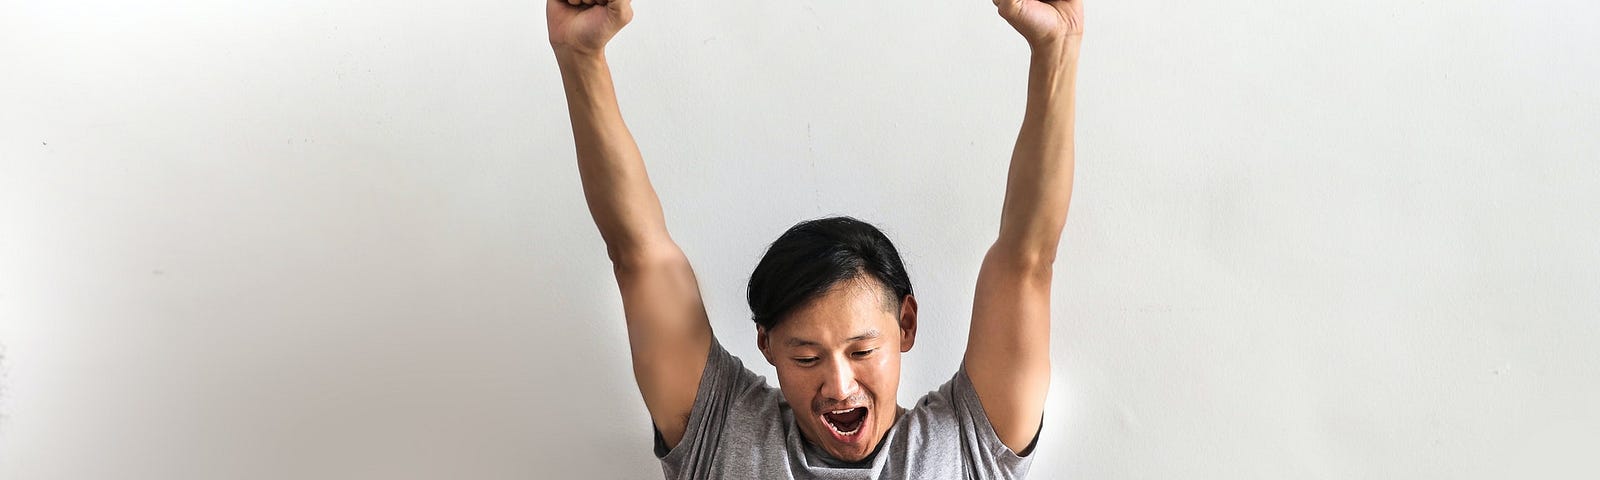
[822,409,869,444]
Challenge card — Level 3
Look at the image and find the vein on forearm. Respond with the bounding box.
[996,48,1079,265]
[559,53,670,258]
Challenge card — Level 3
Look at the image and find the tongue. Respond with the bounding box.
[826,407,866,424]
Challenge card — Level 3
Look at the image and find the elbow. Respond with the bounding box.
[983,244,1058,281]
[604,242,639,267]
[606,241,689,274]
[991,222,1066,269]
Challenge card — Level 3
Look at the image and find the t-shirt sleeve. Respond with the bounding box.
[938,366,1043,478]
[651,335,770,477]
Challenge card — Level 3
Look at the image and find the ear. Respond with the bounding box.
[897,294,918,353]
[756,325,776,366]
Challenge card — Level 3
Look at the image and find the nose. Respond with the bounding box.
[820,357,860,403]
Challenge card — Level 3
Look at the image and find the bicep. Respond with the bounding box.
[612,244,713,450]
[963,247,1053,454]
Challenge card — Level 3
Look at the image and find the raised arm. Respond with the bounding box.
[964,0,1084,454]
[549,0,712,449]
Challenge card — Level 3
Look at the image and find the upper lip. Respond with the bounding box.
[822,406,867,415]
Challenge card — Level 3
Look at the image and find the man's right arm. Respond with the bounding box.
[550,0,712,450]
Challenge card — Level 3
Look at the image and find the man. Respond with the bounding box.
[549,0,1083,477]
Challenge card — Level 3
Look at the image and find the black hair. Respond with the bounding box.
[746,216,913,331]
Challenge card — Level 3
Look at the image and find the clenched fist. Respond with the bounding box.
[993,0,1084,49]
[547,0,634,56]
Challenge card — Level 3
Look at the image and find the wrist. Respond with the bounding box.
[553,46,607,66]
[1025,37,1079,99]
[1029,35,1082,64]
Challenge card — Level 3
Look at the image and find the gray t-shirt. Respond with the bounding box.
[653,337,1039,479]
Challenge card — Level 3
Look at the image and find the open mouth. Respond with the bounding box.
[821,407,868,441]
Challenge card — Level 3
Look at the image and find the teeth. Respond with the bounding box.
[826,419,861,436]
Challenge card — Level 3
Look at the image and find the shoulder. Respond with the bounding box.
[893,368,1040,470]
[706,339,783,409]
[655,337,785,461]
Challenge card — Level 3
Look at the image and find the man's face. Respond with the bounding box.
[758,278,917,463]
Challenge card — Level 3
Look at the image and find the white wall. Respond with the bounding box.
[3,1,1597,478]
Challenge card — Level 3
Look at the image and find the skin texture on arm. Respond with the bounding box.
[965,0,1085,454]
[549,0,712,450]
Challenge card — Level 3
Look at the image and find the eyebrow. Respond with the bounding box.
[785,329,881,348]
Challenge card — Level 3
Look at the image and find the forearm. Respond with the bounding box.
[994,39,1081,265]
[557,50,672,262]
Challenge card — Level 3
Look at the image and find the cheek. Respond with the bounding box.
[777,368,818,408]
[859,353,899,392]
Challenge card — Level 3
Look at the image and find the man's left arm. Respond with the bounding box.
[965,0,1084,454]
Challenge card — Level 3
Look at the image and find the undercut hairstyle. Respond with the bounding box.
[747,216,914,331]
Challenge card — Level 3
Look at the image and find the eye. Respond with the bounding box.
[852,349,875,358]
[794,357,819,366]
